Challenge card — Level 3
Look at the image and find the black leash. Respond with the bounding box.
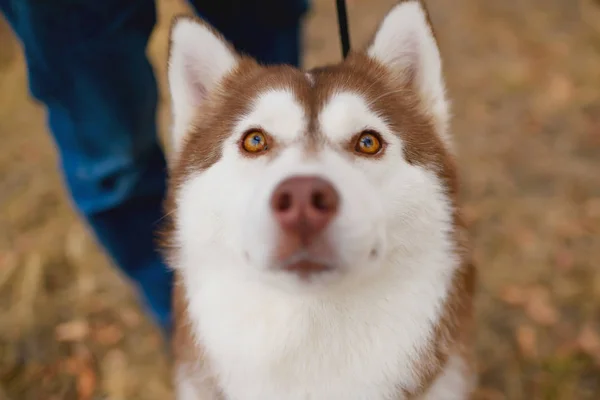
[335,0,351,58]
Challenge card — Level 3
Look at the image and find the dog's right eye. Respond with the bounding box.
[242,130,269,153]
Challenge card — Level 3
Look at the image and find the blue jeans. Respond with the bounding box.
[0,0,307,333]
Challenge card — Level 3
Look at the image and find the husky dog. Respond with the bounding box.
[162,1,476,398]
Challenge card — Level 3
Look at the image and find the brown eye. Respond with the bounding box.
[355,131,382,155]
[242,130,268,153]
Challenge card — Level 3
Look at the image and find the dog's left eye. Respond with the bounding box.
[242,130,269,153]
[355,131,383,155]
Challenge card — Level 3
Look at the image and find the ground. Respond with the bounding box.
[0,0,599,399]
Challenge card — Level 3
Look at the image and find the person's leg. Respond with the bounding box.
[189,0,309,67]
[1,0,173,332]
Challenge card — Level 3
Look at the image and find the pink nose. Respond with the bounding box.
[271,176,339,243]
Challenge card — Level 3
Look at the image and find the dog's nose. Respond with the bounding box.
[271,176,339,242]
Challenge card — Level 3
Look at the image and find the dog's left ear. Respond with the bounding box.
[167,17,239,154]
[367,1,450,147]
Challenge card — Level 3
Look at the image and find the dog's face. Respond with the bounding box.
[166,1,457,292]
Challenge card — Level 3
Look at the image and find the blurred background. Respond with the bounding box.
[1,0,599,398]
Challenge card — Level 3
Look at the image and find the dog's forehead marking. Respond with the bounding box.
[319,92,390,143]
[240,88,307,143]
[238,83,394,149]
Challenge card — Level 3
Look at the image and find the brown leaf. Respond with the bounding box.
[555,340,579,358]
[498,283,560,326]
[55,320,90,342]
[555,219,586,239]
[516,325,538,359]
[461,204,481,226]
[546,73,573,107]
[62,356,79,374]
[75,346,97,400]
[499,284,528,306]
[93,324,124,346]
[120,307,142,329]
[584,197,600,219]
[87,298,108,313]
[555,249,575,273]
[524,286,559,326]
[78,364,97,400]
[577,325,600,364]
[514,228,537,251]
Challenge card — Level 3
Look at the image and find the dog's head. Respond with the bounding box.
[164,0,458,292]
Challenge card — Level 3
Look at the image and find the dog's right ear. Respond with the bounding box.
[167,17,239,153]
[367,1,450,148]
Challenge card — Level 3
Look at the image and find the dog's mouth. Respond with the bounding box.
[275,250,337,280]
[281,253,334,278]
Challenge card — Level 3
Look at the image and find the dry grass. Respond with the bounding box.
[1,0,599,398]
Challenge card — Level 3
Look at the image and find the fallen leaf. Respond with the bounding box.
[514,228,537,252]
[120,307,142,328]
[78,364,97,400]
[75,346,97,400]
[87,297,108,313]
[555,219,586,239]
[62,356,79,374]
[553,323,579,357]
[584,197,600,219]
[461,204,481,226]
[555,340,579,358]
[499,284,528,306]
[524,286,559,326]
[577,325,600,364]
[555,249,575,272]
[55,320,90,342]
[93,324,124,346]
[516,325,537,359]
[546,73,573,107]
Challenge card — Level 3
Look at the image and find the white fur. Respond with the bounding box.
[420,355,476,400]
[168,18,238,153]
[176,367,201,400]
[176,365,216,400]
[367,1,451,149]
[236,89,306,144]
[320,92,393,144]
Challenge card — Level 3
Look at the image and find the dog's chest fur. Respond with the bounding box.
[177,257,456,400]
